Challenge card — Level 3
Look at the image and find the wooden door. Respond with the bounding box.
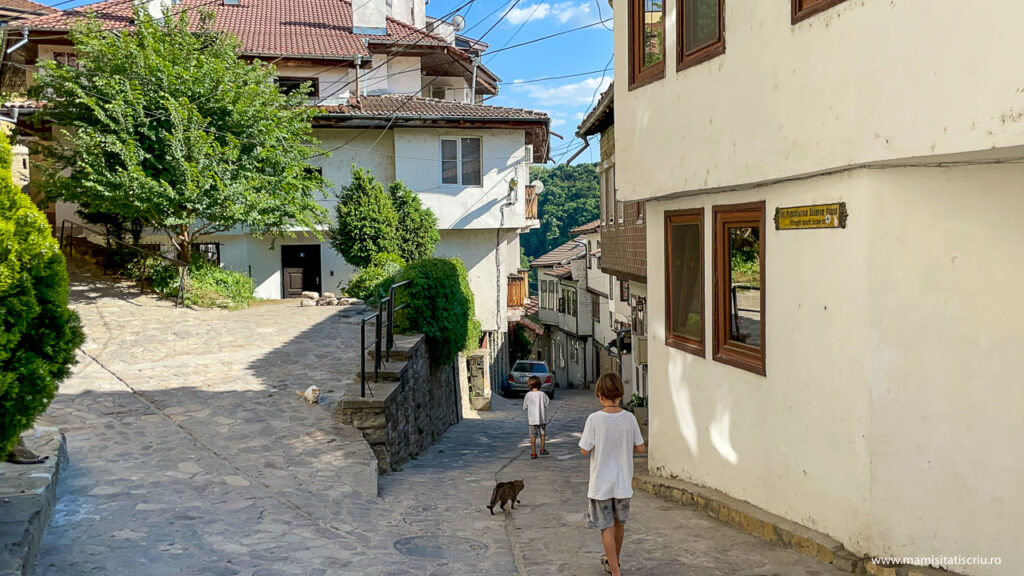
[284,268,305,299]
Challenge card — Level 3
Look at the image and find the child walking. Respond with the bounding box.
[579,372,645,576]
[522,376,550,459]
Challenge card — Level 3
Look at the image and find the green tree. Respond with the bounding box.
[329,166,439,268]
[394,258,479,365]
[30,10,329,269]
[521,163,600,260]
[0,137,84,458]
[389,181,439,262]
[330,167,399,268]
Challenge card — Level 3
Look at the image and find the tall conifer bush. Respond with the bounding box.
[0,137,84,456]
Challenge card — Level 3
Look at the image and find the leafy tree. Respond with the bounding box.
[330,167,399,268]
[388,181,439,262]
[30,10,329,270]
[0,136,84,457]
[521,163,600,260]
[394,258,478,365]
[329,166,439,268]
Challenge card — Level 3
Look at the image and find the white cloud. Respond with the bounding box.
[511,75,612,107]
[550,117,567,127]
[505,2,592,25]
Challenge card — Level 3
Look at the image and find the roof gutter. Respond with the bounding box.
[315,113,550,124]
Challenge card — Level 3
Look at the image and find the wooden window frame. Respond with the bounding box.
[712,201,766,376]
[677,0,725,72]
[664,208,705,357]
[628,0,666,91]
[791,0,849,24]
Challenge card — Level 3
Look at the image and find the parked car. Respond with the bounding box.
[505,361,555,398]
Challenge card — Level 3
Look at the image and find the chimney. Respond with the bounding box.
[389,0,425,29]
[352,0,387,36]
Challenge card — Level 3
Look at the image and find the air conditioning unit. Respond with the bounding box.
[431,86,447,100]
[635,336,648,365]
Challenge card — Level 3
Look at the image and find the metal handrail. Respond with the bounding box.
[59,219,189,306]
[358,279,412,398]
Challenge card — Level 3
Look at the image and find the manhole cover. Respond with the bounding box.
[393,535,489,559]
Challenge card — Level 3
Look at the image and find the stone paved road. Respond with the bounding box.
[37,268,840,575]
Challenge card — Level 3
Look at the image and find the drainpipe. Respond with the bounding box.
[470,56,480,103]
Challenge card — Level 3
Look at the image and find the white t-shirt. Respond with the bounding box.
[578,410,645,500]
[522,390,549,425]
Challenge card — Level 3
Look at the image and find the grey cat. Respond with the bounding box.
[487,479,525,514]
[6,438,48,465]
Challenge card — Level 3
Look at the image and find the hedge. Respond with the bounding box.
[0,137,84,456]
[394,258,479,365]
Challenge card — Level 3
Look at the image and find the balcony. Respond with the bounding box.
[508,274,527,308]
[525,184,539,221]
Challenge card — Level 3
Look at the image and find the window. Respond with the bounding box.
[276,77,319,98]
[792,0,848,24]
[592,297,601,321]
[665,209,704,356]
[677,0,725,71]
[195,242,221,265]
[52,51,79,68]
[620,279,630,302]
[632,296,647,337]
[636,201,647,224]
[628,0,665,89]
[587,241,593,269]
[713,202,765,375]
[558,291,566,313]
[440,137,482,186]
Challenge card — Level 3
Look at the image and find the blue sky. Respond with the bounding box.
[44,0,614,163]
[426,0,613,163]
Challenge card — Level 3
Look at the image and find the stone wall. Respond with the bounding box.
[338,335,460,475]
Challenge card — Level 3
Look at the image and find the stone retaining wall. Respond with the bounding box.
[338,335,460,475]
[0,428,67,576]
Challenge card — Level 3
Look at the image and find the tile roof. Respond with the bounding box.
[21,0,446,60]
[530,236,587,268]
[516,317,544,336]
[320,95,549,121]
[0,0,54,14]
[548,266,573,279]
[577,82,613,138]
[569,219,601,235]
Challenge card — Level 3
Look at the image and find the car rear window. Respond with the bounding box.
[513,362,546,373]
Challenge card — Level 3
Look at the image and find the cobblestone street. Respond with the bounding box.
[35,269,840,575]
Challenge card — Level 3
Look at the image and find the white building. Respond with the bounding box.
[7,0,549,385]
[611,1,1024,574]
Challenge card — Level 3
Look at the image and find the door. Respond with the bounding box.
[281,245,321,298]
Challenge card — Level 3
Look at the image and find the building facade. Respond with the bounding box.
[3,0,550,387]
[612,1,1023,574]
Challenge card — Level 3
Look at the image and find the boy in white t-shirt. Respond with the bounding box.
[579,372,645,576]
[522,376,550,459]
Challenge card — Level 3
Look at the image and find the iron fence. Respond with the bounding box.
[358,279,412,398]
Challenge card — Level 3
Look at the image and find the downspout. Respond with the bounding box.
[470,56,480,103]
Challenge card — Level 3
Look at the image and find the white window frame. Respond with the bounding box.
[439,136,483,187]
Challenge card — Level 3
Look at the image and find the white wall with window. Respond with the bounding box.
[393,127,531,230]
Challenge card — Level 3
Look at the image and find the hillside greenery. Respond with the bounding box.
[521,163,600,261]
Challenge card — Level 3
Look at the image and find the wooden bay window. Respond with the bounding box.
[713,202,765,375]
[628,0,665,90]
[665,209,704,356]
[678,0,725,71]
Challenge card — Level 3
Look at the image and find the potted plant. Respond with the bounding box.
[629,393,649,444]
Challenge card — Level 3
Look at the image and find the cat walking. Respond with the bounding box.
[487,479,525,514]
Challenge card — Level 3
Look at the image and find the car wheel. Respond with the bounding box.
[546,390,555,400]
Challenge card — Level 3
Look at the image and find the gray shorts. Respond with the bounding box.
[529,424,546,438]
[585,498,631,530]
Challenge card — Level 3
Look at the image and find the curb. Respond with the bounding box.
[633,472,960,576]
[0,428,68,576]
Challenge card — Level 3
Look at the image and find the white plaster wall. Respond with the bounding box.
[312,128,396,206]
[394,128,529,230]
[213,233,352,300]
[613,0,1024,201]
[435,228,507,333]
[646,170,874,553]
[388,56,422,96]
[647,164,1024,575]
[363,54,389,94]
[864,164,1024,572]
[275,64,353,106]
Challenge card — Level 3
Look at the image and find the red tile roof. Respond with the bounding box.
[530,236,586,268]
[577,82,613,138]
[0,0,54,14]
[320,95,549,121]
[547,265,573,279]
[516,317,544,336]
[569,219,601,235]
[22,0,446,60]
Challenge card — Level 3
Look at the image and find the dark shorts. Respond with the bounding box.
[585,498,631,530]
[529,424,546,438]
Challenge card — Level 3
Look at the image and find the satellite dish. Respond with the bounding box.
[451,14,466,31]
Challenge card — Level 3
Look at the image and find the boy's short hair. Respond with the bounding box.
[595,372,624,401]
[528,376,542,390]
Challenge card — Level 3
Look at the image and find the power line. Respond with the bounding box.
[486,17,612,56]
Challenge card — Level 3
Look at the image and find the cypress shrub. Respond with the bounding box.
[0,138,84,456]
[394,258,479,365]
